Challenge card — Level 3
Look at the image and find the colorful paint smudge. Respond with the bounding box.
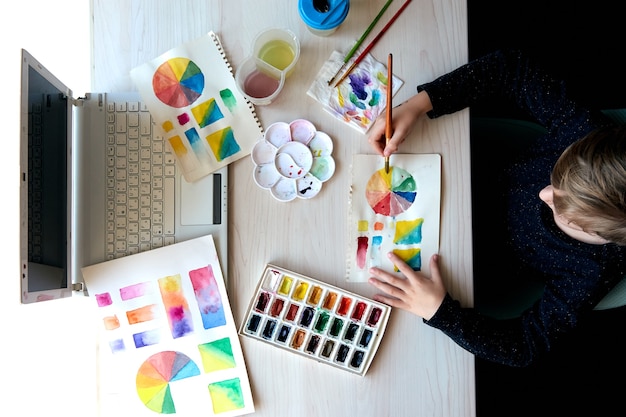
[198,338,236,373]
[208,378,246,413]
[159,274,194,339]
[189,265,226,329]
[307,50,403,133]
[205,126,241,161]
[120,281,152,300]
[219,88,237,113]
[191,98,224,128]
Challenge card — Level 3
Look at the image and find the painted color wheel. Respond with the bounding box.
[153,58,204,108]
[136,350,201,414]
[365,166,417,216]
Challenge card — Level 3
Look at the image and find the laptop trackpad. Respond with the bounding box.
[180,174,220,225]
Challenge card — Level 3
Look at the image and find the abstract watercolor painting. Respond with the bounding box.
[307,50,403,134]
[131,32,263,183]
[82,235,254,416]
[347,154,441,282]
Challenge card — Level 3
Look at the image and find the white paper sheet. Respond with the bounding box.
[82,235,254,417]
[347,154,441,282]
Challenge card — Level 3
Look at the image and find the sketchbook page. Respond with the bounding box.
[347,154,441,282]
[131,31,263,183]
[306,50,403,134]
[82,235,254,417]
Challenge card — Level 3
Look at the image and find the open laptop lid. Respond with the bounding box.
[20,49,84,303]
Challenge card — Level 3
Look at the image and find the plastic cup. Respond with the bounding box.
[235,28,300,106]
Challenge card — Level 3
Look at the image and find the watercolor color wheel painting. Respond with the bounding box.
[365,166,416,217]
[153,58,204,108]
[347,154,441,282]
[81,235,254,417]
[136,351,201,413]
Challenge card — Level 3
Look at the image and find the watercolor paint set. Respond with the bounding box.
[239,264,391,376]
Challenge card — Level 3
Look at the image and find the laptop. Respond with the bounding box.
[19,49,229,304]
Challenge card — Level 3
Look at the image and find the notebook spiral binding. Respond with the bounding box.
[210,31,264,134]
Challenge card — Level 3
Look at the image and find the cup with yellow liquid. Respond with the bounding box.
[235,28,300,106]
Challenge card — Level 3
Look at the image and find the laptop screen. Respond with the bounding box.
[20,50,73,302]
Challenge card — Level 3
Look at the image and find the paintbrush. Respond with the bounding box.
[331,0,412,88]
[385,53,392,173]
[327,0,394,86]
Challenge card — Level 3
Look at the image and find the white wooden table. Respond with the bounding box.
[92,0,474,415]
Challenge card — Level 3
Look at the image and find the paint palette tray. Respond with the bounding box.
[251,119,336,202]
[239,264,391,376]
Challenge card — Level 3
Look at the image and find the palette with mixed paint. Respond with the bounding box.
[239,264,390,376]
[251,119,335,202]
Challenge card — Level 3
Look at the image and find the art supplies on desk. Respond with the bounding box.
[347,154,441,282]
[82,235,254,417]
[307,50,403,134]
[131,31,264,183]
[240,264,391,376]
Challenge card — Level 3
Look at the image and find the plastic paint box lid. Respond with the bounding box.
[298,0,350,35]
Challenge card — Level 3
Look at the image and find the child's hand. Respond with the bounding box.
[367,90,433,157]
[368,252,446,320]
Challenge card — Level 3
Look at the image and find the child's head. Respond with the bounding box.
[551,126,626,245]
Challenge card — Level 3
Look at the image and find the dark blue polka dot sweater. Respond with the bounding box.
[417,49,626,366]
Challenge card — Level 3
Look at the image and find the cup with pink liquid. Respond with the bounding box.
[235,28,300,106]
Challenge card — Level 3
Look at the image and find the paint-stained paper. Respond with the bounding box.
[131,32,263,183]
[347,154,441,282]
[307,50,403,134]
[82,235,255,417]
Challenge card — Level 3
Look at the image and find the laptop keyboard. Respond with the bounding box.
[106,100,176,259]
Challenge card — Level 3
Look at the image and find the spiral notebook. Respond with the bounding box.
[131,31,264,183]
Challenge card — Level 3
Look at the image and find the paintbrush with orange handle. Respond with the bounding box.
[385,53,393,173]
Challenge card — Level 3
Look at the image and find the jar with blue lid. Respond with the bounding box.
[298,0,350,36]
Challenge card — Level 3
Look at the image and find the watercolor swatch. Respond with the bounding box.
[82,235,254,416]
[131,31,263,183]
[240,264,391,376]
[347,154,441,282]
[307,50,403,134]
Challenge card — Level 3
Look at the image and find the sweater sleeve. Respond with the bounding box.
[416,49,599,134]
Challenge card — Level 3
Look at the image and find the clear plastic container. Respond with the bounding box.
[235,28,300,105]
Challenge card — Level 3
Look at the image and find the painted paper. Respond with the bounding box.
[131,32,263,183]
[307,50,403,134]
[347,154,441,282]
[82,235,254,416]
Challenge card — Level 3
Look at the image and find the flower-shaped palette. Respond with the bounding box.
[252,119,335,201]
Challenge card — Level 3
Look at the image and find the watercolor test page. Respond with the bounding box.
[131,31,263,183]
[307,50,403,134]
[82,235,254,417]
[347,153,441,282]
